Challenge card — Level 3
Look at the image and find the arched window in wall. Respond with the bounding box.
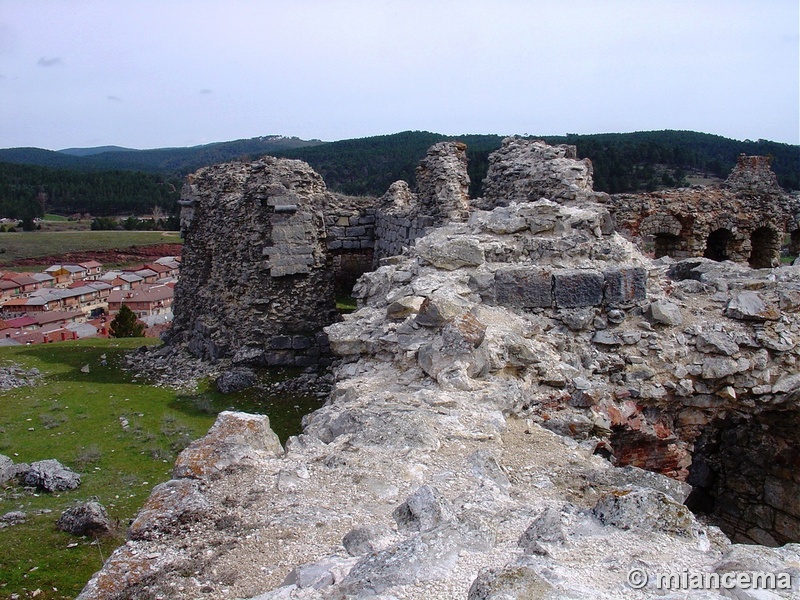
[748,226,780,268]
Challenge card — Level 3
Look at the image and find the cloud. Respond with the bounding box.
[37,56,63,67]
[107,95,123,102]
[200,88,213,94]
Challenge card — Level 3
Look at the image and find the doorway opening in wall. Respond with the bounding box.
[704,228,732,262]
[653,232,682,259]
[782,229,800,265]
[748,226,780,268]
[332,250,373,313]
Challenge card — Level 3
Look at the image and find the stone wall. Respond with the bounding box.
[323,197,377,295]
[374,211,436,263]
[689,410,800,546]
[373,142,471,263]
[171,157,338,368]
[605,155,800,267]
[415,141,471,222]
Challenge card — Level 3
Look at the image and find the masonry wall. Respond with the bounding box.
[172,158,338,369]
[604,155,800,267]
[373,212,436,263]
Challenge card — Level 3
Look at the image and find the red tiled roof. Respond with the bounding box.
[108,284,174,304]
[5,316,37,328]
[79,260,103,269]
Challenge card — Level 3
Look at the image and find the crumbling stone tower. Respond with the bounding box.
[171,157,338,367]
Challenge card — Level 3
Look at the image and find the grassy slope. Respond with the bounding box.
[0,339,322,599]
[0,230,181,264]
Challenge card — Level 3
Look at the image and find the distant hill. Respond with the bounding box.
[274,131,505,197]
[58,145,136,156]
[0,130,797,220]
[0,135,326,175]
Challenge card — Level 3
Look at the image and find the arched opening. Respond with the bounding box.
[704,228,732,262]
[653,232,682,259]
[748,226,780,268]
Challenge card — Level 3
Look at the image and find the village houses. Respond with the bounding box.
[0,256,180,345]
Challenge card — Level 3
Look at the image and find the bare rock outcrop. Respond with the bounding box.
[57,501,111,536]
[24,459,81,492]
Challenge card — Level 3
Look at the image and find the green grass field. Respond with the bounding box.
[0,230,181,264]
[0,338,322,599]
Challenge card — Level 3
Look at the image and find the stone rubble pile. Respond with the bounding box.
[79,198,799,598]
[0,364,41,390]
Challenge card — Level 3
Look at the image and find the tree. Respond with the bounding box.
[109,305,146,338]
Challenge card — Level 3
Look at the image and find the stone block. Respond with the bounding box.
[725,291,780,321]
[265,194,299,207]
[775,511,800,541]
[345,226,367,237]
[495,268,553,308]
[292,335,311,350]
[265,351,294,366]
[603,267,647,305]
[764,476,800,518]
[270,264,311,277]
[269,335,293,350]
[293,355,318,368]
[271,224,309,243]
[553,270,604,308]
[650,300,683,326]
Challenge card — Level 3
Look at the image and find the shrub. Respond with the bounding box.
[110,305,146,338]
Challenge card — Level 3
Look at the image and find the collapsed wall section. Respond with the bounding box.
[374,142,470,263]
[171,157,338,368]
[477,137,601,209]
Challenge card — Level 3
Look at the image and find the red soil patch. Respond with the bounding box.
[8,243,184,269]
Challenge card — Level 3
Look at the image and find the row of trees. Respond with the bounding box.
[90,212,180,231]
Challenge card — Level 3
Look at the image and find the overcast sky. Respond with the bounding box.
[1,0,798,150]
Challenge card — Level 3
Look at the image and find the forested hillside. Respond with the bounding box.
[275,132,504,197]
[556,131,800,193]
[0,163,181,219]
[0,130,797,220]
[276,130,799,196]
